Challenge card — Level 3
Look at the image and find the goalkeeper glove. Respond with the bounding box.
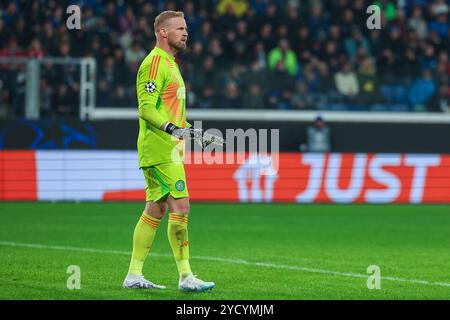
[201,131,226,149]
[164,122,225,149]
[164,122,203,140]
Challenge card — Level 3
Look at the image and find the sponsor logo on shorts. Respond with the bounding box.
[175,180,185,191]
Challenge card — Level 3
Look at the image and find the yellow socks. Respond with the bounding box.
[128,211,192,277]
[127,212,161,275]
[167,213,192,277]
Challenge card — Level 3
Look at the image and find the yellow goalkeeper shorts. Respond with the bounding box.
[142,162,189,202]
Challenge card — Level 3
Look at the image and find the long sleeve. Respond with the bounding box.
[137,55,168,129]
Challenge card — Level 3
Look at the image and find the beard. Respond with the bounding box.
[169,38,187,51]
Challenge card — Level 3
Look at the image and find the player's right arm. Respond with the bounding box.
[136,54,215,144]
[137,56,194,134]
[137,55,169,130]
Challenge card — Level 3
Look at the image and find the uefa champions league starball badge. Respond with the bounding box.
[145,81,156,93]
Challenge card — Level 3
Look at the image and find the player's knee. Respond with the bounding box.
[168,196,190,215]
[144,208,165,220]
[158,202,169,215]
[177,203,190,215]
[153,212,165,219]
[144,201,167,219]
[174,201,189,215]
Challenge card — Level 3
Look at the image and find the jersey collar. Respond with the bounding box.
[154,46,175,61]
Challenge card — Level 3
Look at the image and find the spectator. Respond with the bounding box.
[217,0,249,18]
[0,19,6,49]
[408,69,436,111]
[408,6,428,40]
[113,47,131,85]
[83,6,100,31]
[248,0,269,16]
[318,40,343,74]
[0,37,27,58]
[437,51,450,78]
[111,86,129,107]
[184,1,202,35]
[352,0,368,27]
[268,60,295,109]
[344,27,371,62]
[291,82,316,110]
[53,84,76,117]
[296,26,314,64]
[10,64,26,118]
[304,116,331,153]
[308,4,329,39]
[429,83,450,112]
[334,62,359,101]
[28,38,44,58]
[301,61,322,94]
[430,0,449,16]
[119,6,138,33]
[194,20,213,48]
[100,56,116,87]
[317,62,337,101]
[262,4,279,31]
[97,79,111,107]
[375,0,398,22]
[223,65,245,90]
[428,13,449,39]
[234,20,253,62]
[219,81,242,108]
[259,23,276,52]
[198,84,216,109]
[420,45,438,72]
[340,8,356,38]
[190,41,205,70]
[358,57,380,105]
[399,47,420,80]
[251,41,267,71]
[209,38,226,66]
[268,39,298,77]
[243,83,265,109]
[285,5,301,41]
[185,82,197,107]
[192,56,221,99]
[125,40,146,66]
[2,2,19,28]
[104,2,120,33]
[216,3,238,32]
[39,78,53,118]
[244,60,267,92]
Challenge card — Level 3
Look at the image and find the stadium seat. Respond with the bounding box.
[380,85,395,102]
[389,104,410,112]
[327,103,349,111]
[370,104,389,112]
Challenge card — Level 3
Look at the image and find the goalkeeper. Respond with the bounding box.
[123,11,217,292]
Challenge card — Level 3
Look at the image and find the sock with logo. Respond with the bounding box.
[167,212,192,277]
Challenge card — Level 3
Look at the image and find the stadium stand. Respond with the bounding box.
[0,0,449,118]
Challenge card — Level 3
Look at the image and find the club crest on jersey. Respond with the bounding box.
[175,180,185,191]
[177,87,186,100]
[145,81,156,93]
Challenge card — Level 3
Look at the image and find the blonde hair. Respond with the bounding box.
[154,11,184,36]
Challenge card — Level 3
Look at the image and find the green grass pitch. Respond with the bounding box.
[0,202,449,300]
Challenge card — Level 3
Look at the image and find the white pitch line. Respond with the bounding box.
[1,240,449,288]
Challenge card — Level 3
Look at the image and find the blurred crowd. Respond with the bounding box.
[0,0,449,118]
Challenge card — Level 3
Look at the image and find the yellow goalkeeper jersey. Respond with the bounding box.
[136,47,189,168]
